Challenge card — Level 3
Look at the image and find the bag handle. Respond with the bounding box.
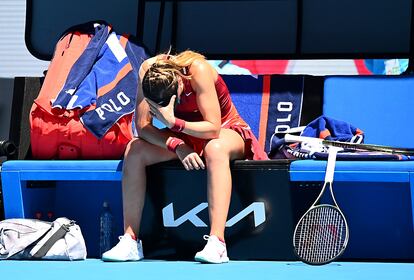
[32,221,74,259]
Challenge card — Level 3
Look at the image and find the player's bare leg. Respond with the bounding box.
[102,138,177,262]
[195,129,245,263]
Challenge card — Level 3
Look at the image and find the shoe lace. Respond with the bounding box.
[203,235,210,241]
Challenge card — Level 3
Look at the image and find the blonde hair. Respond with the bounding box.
[171,50,205,69]
[142,50,205,106]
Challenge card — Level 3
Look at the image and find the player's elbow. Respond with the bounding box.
[136,123,152,138]
[208,126,221,139]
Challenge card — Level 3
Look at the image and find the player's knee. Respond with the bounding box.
[124,138,147,166]
[204,140,229,163]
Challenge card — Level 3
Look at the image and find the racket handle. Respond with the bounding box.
[325,147,340,182]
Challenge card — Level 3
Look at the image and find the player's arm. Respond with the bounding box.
[135,58,176,148]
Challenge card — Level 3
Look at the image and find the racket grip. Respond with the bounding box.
[325,147,340,182]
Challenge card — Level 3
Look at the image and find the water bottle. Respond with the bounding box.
[99,201,113,256]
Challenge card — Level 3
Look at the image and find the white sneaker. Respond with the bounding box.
[194,235,229,264]
[101,233,144,262]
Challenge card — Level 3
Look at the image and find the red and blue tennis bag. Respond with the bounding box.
[30,22,148,159]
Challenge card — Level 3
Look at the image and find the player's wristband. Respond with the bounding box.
[166,137,185,153]
[170,118,186,132]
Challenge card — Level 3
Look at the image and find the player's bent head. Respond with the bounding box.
[142,63,179,107]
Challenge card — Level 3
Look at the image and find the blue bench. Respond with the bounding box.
[290,75,414,260]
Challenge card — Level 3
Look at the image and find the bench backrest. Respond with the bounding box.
[323,75,414,148]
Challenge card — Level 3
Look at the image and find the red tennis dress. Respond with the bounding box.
[174,75,268,160]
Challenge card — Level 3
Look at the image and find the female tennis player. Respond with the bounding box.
[102,50,268,263]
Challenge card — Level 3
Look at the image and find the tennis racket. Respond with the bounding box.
[293,146,349,265]
[284,134,414,155]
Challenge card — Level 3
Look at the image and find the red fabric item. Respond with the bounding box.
[30,30,133,159]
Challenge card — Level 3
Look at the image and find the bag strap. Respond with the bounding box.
[32,222,74,259]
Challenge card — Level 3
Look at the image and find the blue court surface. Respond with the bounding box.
[0,260,413,280]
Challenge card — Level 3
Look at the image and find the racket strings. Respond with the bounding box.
[294,206,347,264]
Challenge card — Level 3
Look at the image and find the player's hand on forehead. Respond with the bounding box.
[145,95,177,122]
